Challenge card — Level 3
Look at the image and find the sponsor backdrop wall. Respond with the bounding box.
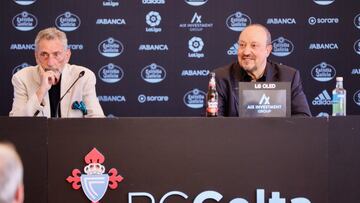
[1,0,360,117]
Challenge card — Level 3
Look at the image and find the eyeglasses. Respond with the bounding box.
[38,51,65,61]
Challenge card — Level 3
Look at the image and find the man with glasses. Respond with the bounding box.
[10,27,104,117]
[213,24,311,117]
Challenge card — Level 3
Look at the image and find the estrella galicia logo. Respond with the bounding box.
[12,11,37,31]
[313,0,335,5]
[55,12,81,32]
[354,90,360,106]
[227,42,239,56]
[66,148,124,203]
[226,12,251,32]
[184,0,208,6]
[311,62,336,82]
[271,37,294,57]
[98,63,124,83]
[141,63,166,83]
[12,63,31,75]
[183,89,206,109]
[354,13,360,29]
[13,0,36,5]
[354,39,360,55]
[98,37,124,57]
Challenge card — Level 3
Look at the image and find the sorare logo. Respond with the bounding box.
[141,63,166,83]
[12,11,38,31]
[98,63,124,83]
[55,12,81,32]
[226,12,251,32]
[271,37,294,57]
[311,62,336,82]
[184,0,208,6]
[183,89,206,109]
[13,0,36,5]
[98,37,124,57]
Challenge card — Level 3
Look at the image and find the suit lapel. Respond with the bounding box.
[265,61,278,82]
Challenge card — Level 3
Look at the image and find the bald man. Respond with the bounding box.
[0,143,24,203]
[213,24,311,117]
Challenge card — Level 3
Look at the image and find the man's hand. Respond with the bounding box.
[36,67,61,103]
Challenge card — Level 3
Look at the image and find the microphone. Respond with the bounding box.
[55,70,85,118]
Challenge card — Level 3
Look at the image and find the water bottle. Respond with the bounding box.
[206,72,218,117]
[332,77,346,116]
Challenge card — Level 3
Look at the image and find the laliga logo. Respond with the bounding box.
[98,63,124,83]
[226,12,251,32]
[188,37,204,52]
[55,11,81,32]
[12,62,31,75]
[354,13,360,29]
[13,0,36,5]
[141,63,166,83]
[98,37,124,57]
[66,148,124,203]
[354,90,360,106]
[311,62,336,82]
[146,11,161,27]
[12,11,38,31]
[354,39,360,55]
[185,0,208,6]
[271,37,294,57]
[183,89,206,109]
[313,0,335,5]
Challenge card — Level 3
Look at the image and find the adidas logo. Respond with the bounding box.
[227,43,238,55]
[312,90,332,105]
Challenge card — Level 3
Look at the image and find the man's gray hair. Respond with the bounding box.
[34,27,68,51]
[0,143,23,203]
[245,23,272,45]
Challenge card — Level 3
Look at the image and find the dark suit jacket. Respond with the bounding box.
[213,60,312,117]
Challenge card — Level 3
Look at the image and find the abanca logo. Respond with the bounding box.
[55,11,81,32]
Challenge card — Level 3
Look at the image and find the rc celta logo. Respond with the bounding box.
[12,11,38,31]
[227,42,239,56]
[313,0,335,5]
[98,37,124,57]
[226,12,251,32]
[183,89,206,109]
[311,62,336,82]
[55,12,81,32]
[354,13,360,29]
[66,148,124,203]
[146,11,162,33]
[353,39,360,55]
[12,63,31,75]
[271,37,294,57]
[13,0,36,5]
[141,63,166,83]
[188,36,205,58]
[98,63,124,83]
[354,90,360,106]
[185,0,208,6]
